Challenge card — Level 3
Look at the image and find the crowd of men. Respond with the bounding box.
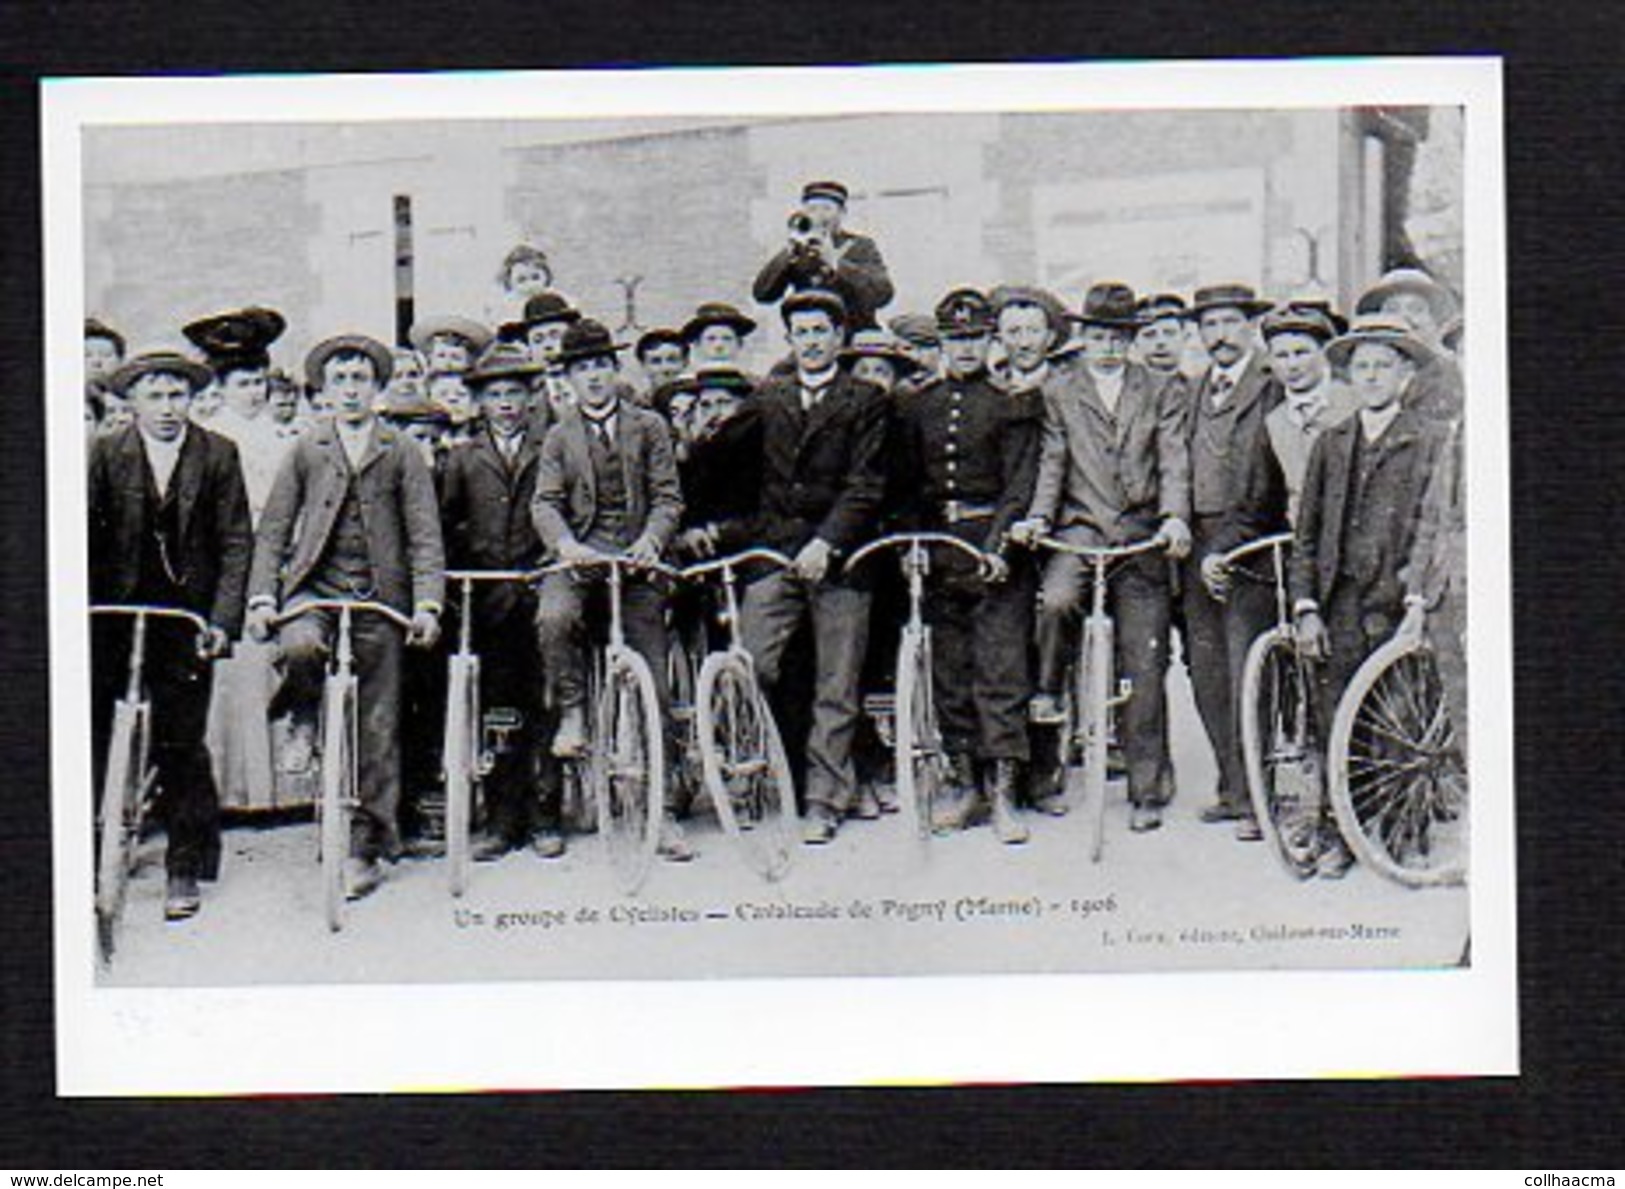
[84,178,1467,923]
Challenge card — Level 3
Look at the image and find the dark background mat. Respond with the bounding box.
[2,0,1619,1167]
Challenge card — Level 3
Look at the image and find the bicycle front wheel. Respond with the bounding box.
[96,699,149,962]
[697,650,796,881]
[1241,627,1322,880]
[1080,614,1114,863]
[319,675,357,931]
[593,646,666,895]
[1327,634,1468,888]
[893,625,944,841]
[443,653,480,898]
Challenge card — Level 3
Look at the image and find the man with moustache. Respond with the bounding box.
[1180,283,1282,842]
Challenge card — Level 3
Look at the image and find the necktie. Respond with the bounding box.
[801,383,828,412]
[1212,372,1234,408]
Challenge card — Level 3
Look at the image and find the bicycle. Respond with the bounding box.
[535,554,675,895]
[1326,612,1468,888]
[443,569,542,898]
[680,548,797,880]
[1031,535,1163,863]
[844,532,992,842]
[89,603,213,962]
[273,598,415,931]
[1215,531,1324,879]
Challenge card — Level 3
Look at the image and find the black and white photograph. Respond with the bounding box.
[44,59,1514,1093]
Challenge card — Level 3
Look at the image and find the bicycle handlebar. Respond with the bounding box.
[535,554,682,581]
[446,568,546,585]
[89,604,213,635]
[273,599,416,631]
[844,532,990,574]
[1213,532,1294,569]
[1033,535,1164,562]
[680,547,793,582]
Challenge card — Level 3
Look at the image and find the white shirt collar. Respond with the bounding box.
[1087,364,1126,412]
[1358,401,1402,443]
[334,417,375,468]
[138,426,187,497]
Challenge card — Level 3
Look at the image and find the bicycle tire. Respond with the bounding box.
[320,674,355,931]
[95,699,148,962]
[697,650,796,881]
[593,646,666,895]
[1327,634,1468,888]
[1081,614,1114,863]
[893,625,943,841]
[444,653,479,898]
[1241,627,1323,880]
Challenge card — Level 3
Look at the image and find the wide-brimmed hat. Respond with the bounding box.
[1188,283,1273,319]
[935,287,995,337]
[1260,303,1342,345]
[377,389,452,426]
[1072,282,1141,329]
[408,315,492,357]
[682,302,757,343]
[498,290,583,341]
[108,349,213,397]
[692,366,754,395]
[84,317,126,356]
[1355,267,1457,321]
[305,334,395,390]
[780,288,848,327]
[839,329,915,370]
[635,327,688,358]
[990,284,1068,334]
[1135,293,1189,325]
[801,180,849,206]
[887,313,940,347]
[184,306,287,374]
[556,318,628,367]
[466,341,546,387]
[1324,313,1437,370]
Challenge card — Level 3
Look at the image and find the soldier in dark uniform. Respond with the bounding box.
[890,289,1043,843]
[441,342,566,860]
[753,180,895,331]
[89,350,252,920]
[1291,314,1447,877]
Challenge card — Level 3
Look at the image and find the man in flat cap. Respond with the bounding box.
[722,289,888,844]
[1179,282,1282,841]
[246,334,446,901]
[890,288,1044,843]
[440,342,567,861]
[753,180,895,332]
[991,285,1068,397]
[530,318,692,861]
[1009,282,1192,831]
[1290,314,1448,877]
[1355,267,1462,423]
[89,349,252,920]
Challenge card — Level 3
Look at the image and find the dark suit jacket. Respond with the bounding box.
[1028,359,1191,546]
[751,229,895,329]
[249,417,446,614]
[679,405,764,534]
[721,371,887,561]
[1186,351,1283,522]
[88,424,253,637]
[530,403,683,554]
[1289,404,1446,611]
[440,425,546,623]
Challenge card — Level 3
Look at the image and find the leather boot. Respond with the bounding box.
[931,752,978,833]
[987,760,1030,845]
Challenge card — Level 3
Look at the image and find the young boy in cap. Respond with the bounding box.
[890,288,1044,843]
[887,313,942,398]
[753,180,895,331]
[1290,314,1447,877]
[1009,282,1192,831]
[1354,267,1462,423]
[89,349,252,920]
[440,341,568,860]
[409,315,492,376]
[682,302,758,368]
[246,334,446,900]
[730,289,889,843]
[530,318,692,860]
[1179,283,1282,840]
[634,328,690,414]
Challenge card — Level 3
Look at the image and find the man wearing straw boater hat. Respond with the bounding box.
[89,347,252,921]
[1354,266,1462,423]
[1179,282,1282,842]
[1289,313,1447,877]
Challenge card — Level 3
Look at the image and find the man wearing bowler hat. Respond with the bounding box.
[1290,313,1446,877]
[890,288,1044,843]
[682,301,758,369]
[89,348,252,920]
[726,288,889,844]
[1009,282,1192,831]
[1179,282,1282,841]
[502,290,582,418]
[753,180,895,331]
[246,334,446,901]
[530,317,692,860]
